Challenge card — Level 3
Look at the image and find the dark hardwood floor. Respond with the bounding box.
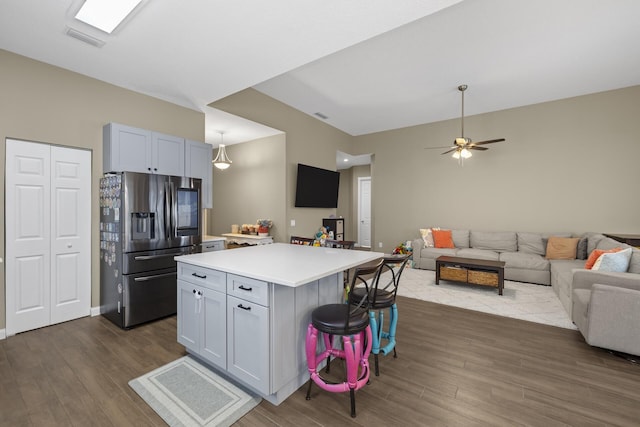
[2,296,639,426]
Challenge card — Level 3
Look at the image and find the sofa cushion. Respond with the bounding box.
[629,248,640,274]
[594,237,625,251]
[470,231,517,252]
[545,236,580,260]
[586,233,606,254]
[433,229,455,248]
[451,229,470,248]
[456,248,500,261]
[517,232,545,255]
[576,236,588,260]
[420,247,458,259]
[592,248,633,272]
[499,252,549,271]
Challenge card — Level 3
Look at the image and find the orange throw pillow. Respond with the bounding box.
[432,229,455,248]
[585,247,623,269]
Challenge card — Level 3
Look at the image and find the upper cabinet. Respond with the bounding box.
[103,123,185,176]
[185,139,213,209]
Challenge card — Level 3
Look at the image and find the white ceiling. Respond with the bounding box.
[2,0,639,148]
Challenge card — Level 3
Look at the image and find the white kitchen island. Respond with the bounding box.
[175,243,382,405]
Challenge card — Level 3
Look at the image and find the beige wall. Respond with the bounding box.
[353,85,640,251]
[211,89,353,239]
[0,49,204,330]
[209,134,287,243]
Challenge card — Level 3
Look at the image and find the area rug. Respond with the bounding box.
[129,356,261,427]
[393,267,577,330]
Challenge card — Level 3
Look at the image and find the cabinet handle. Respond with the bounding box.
[238,285,252,292]
[192,272,207,279]
[237,304,251,311]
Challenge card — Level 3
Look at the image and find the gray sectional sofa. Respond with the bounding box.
[412,230,640,355]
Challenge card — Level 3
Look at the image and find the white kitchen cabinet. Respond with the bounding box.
[201,239,225,252]
[227,294,270,394]
[177,264,227,369]
[103,123,185,176]
[185,139,212,208]
[152,132,185,176]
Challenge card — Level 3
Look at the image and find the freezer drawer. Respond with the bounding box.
[122,267,178,328]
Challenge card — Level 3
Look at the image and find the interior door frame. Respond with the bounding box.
[357,176,371,248]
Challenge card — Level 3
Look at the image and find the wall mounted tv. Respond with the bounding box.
[294,163,340,208]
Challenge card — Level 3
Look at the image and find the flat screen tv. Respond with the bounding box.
[295,163,340,208]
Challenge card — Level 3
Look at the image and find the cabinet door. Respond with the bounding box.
[227,295,269,394]
[103,123,151,173]
[201,288,227,369]
[177,280,199,351]
[185,140,213,208]
[152,132,185,176]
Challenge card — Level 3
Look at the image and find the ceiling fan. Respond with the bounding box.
[426,84,506,164]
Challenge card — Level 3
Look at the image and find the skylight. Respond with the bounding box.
[74,0,142,34]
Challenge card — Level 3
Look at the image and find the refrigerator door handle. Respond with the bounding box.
[164,181,171,239]
[171,181,178,237]
[133,272,176,282]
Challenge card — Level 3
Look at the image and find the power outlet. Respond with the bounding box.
[378,242,383,248]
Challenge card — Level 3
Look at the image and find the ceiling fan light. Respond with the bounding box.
[452,150,461,159]
[461,148,472,159]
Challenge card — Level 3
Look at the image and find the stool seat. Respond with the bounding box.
[349,288,394,309]
[311,304,369,335]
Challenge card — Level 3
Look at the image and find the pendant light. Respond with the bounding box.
[212,131,232,170]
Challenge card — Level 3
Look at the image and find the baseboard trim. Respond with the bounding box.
[0,329,6,340]
[91,306,101,317]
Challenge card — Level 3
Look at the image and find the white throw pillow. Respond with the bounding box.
[592,247,632,272]
[419,227,439,248]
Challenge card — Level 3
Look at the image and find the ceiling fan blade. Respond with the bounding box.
[468,146,489,151]
[424,145,456,150]
[469,138,506,146]
[441,148,457,155]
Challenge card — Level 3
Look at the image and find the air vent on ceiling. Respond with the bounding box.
[314,112,329,120]
[65,27,105,47]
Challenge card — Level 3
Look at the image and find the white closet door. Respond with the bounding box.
[50,146,91,324]
[6,139,91,336]
[6,140,52,335]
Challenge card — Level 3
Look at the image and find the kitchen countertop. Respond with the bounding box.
[175,243,383,287]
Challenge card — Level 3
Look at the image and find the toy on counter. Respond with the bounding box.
[314,226,329,246]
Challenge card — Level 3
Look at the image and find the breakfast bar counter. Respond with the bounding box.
[175,243,382,405]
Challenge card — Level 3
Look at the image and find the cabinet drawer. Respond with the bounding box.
[468,270,499,286]
[227,274,270,307]
[201,240,225,252]
[440,266,467,282]
[178,263,226,292]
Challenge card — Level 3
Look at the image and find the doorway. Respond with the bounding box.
[5,139,91,336]
[358,177,371,248]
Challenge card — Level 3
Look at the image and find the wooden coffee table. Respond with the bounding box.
[435,255,505,295]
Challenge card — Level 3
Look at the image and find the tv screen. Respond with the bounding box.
[295,163,340,208]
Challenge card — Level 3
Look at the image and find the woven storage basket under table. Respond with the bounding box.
[440,266,468,282]
[468,270,499,287]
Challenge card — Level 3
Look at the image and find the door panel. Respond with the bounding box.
[6,140,51,335]
[51,146,91,324]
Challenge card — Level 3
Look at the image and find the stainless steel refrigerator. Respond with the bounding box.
[99,172,202,328]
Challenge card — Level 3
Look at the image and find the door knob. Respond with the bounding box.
[67,244,72,248]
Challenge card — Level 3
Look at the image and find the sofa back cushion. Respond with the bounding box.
[451,229,470,248]
[470,231,517,252]
[628,248,640,274]
[596,237,632,251]
[517,232,545,255]
[586,233,606,254]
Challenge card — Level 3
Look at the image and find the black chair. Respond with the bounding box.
[305,258,384,418]
[349,253,410,376]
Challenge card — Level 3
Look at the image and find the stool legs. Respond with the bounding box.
[369,303,398,376]
[305,324,372,417]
